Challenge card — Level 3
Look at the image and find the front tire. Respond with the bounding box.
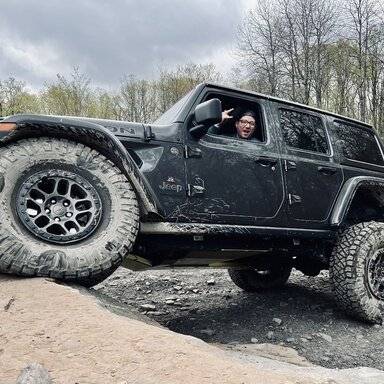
[0,138,139,286]
[330,221,384,324]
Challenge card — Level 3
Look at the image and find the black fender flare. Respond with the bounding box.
[0,114,161,217]
[330,176,384,226]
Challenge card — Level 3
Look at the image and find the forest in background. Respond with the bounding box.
[0,0,383,133]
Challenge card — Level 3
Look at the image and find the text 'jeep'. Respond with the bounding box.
[1,83,384,323]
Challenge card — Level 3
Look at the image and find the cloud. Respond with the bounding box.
[0,0,246,88]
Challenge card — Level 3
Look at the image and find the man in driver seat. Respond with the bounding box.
[208,109,259,140]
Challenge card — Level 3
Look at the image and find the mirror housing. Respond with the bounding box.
[194,98,222,125]
[189,98,222,138]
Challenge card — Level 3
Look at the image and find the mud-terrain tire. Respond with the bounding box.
[228,264,292,292]
[330,221,384,324]
[0,138,139,286]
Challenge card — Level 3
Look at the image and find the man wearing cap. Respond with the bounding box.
[208,108,259,140]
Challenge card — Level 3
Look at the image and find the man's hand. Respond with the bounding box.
[221,108,234,123]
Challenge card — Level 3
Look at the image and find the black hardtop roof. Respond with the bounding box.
[202,82,372,129]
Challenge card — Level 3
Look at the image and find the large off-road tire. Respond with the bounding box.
[0,138,139,286]
[228,263,292,292]
[330,221,384,324]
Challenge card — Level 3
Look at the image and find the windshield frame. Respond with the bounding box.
[152,87,198,125]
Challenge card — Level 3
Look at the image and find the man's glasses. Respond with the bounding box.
[239,119,255,127]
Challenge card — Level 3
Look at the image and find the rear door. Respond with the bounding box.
[274,104,343,225]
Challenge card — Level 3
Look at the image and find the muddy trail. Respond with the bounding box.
[92,267,384,370]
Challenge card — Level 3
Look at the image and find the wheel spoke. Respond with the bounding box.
[16,170,102,244]
[368,253,384,300]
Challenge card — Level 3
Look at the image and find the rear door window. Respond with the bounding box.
[333,120,384,166]
[279,109,329,154]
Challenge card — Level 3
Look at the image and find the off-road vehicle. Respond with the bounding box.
[1,83,384,323]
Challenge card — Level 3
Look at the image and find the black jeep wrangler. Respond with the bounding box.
[1,83,384,323]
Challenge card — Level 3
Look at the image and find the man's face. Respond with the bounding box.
[235,115,256,139]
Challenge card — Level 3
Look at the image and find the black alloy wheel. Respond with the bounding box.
[367,248,384,301]
[16,170,102,244]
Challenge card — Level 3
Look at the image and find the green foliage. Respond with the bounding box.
[0,63,221,123]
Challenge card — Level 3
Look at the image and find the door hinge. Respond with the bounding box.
[184,145,202,159]
[187,184,205,197]
[288,193,302,205]
[143,125,155,141]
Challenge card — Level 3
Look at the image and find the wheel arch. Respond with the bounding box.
[0,114,162,218]
[331,176,384,226]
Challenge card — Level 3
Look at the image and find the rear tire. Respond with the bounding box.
[330,221,384,324]
[0,138,139,286]
[228,263,292,292]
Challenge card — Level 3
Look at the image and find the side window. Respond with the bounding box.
[279,109,329,154]
[333,121,384,165]
[203,93,266,142]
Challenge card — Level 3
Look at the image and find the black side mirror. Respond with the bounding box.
[189,98,222,138]
[195,98,222,125]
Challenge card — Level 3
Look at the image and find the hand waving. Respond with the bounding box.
[221,108,234,123]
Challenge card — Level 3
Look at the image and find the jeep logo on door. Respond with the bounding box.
[159,177,183,194]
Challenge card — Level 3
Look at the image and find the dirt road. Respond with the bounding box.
[93,267,384,370]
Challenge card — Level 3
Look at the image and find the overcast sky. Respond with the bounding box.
[0,0,257,90]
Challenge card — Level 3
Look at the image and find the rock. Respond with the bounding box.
[165,300,175,305]
[316,333,333,343]
[200,329,215,336]
[173,285,182,291]
[140,304,156,311]
[145,290,152,294]
[192,289,199,293]
[146,311,165,316]
[145,282,151,286]
[16,362,52,384]
[107,280,120,287]
[267,331,274,340]
[230,343,312,367]
[250,337,259,343]
[207,279,215,285]
[165,296,176,301]
[272,318,282,325]
[286,337,295,343]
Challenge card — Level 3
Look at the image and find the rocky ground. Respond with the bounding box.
[92,267,384,371]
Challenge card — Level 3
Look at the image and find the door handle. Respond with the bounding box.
[254,157,278,167]
[318,166,337,175]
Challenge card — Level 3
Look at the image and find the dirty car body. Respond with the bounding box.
[1,82,384,323]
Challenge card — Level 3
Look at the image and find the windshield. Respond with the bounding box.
[153,90,193,125]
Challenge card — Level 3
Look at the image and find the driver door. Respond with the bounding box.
[185,100,285,226]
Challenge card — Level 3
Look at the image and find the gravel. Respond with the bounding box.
[92,267,384,370]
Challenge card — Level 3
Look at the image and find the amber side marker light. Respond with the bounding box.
[0,123,16,132]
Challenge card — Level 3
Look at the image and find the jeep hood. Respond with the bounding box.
[1,114,179,143]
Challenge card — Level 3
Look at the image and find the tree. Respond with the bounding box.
[237,1,284,95]
[41,67,94,116]
[0,77,39,116]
